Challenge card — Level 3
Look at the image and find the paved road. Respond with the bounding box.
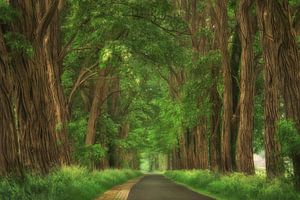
[127,175,214,200]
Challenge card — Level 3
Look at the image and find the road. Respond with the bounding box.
[127,175,215,200]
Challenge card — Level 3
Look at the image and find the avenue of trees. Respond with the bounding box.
[1,0,300,191]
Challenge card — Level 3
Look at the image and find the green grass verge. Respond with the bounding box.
[165,170,300,200]
[0,166,142,200]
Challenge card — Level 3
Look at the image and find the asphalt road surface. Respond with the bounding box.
[127,175,215,200]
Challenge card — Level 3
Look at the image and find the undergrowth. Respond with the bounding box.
[165,170,300,200]
[0,166,141,200]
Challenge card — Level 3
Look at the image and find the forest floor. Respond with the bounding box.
[99,174,214,200]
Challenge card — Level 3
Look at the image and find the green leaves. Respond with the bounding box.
[277,120,300,156]
[0,1,18,23]
[4,32,33,57]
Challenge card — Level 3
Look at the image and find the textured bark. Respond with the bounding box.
[256,1,284,179]
[263,50,284,178]
[209,64,222,171]
[6,0,70,173]
[186,124,209,169]
[236,0,255,175]
[215,0,233,172]
[195,124,209,169]
[208,4,222,172]
[0,27,21,175]
[257,0,300,188]
[85,69,108,145]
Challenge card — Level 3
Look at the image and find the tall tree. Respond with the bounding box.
[257,0,300,188]
[215,0,233,172]
[85,68,109,145]
[0,0,71,173]
[236,0,255,175]
[256,0,284,179]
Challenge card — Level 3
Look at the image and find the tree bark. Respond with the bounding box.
[210,64,222,171]
[0,27,21,175]
[236,0,255,175]
[256,0,285,179]
[257,0,300,188]
[6,0,70,173]
[215,0,233,173]
[85,69,109,145]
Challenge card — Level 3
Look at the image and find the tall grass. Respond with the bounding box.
[0,166,142,200]
[165,170,300,200]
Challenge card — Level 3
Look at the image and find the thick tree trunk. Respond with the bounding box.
[6,0,70,173]
[236,0,255,175]
[0,27,21,175]
[256,1,284,179]
[209,63,222,171]
[257,0,300,188]
[44,3,71,164]
[263,53,284,178]
[215,0,233,173]
[85,69,108,145]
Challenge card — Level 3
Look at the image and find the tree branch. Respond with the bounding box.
[36,0,60,41]
[67,62,99,107]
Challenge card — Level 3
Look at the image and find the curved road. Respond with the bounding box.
[127,175,214,200]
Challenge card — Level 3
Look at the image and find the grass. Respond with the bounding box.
[165,170,300,200]
[0,166,142,200]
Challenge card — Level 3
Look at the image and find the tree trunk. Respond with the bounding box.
[85,69,108,145]
[215,0,233,172]
[209,64,222,171]
[0,27,21,175]
[257,0,300,188]
[236,0,255,175]
[7,0,70,173]
[256,0,285,179]
[195,124,209,169]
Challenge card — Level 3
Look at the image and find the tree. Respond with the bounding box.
[0,0,70,174]
[215,0,233,173]
[257,0,300,188]
[236,0,255,175]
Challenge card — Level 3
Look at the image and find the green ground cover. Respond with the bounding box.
[0,166,141,200]
[165,170,300,200]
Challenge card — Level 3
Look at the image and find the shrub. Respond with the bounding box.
[165,170,300,200]
[0,166,142,200]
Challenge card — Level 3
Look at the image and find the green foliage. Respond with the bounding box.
[0,0,18,23]
[77,144,106,167]
[277,119,300,156]
[0,167,141,200]
[165,170,300,200]
[4,32,33,57]
[61,70,75,94]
